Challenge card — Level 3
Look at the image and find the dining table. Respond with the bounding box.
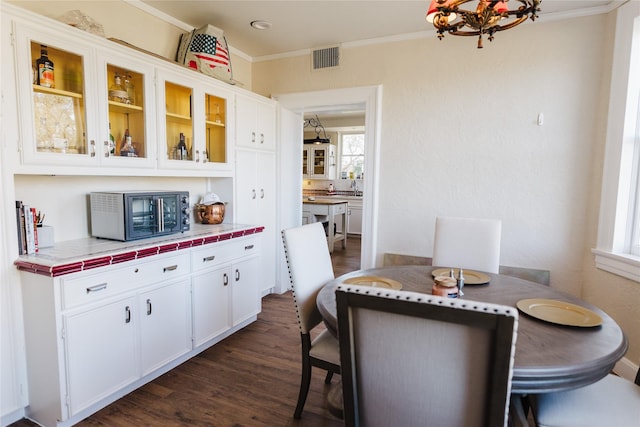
[316,265,629,421]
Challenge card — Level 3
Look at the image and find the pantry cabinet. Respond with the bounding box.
[235,150,276,294]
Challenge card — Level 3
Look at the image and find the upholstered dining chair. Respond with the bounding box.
[529,367,640,427]
[432,216,502,274]
[336,285,518,427]
[281,222,341,419]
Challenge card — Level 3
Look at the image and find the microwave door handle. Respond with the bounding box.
[157,198,165,232]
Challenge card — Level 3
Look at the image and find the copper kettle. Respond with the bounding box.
[194,203,225,224]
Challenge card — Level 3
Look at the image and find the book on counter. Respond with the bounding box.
[15,200,38,254]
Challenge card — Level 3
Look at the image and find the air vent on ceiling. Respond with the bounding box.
[312,46,340,71]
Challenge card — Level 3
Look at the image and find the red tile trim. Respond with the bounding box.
[15,227,264,278]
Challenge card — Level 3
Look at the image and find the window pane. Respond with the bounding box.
[341,133,365,179]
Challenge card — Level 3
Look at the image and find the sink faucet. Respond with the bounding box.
[351,180,358,195]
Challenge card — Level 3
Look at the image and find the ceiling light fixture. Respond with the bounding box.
[426,0,541,48]
[250,20,272,30]
[303,115,331,144]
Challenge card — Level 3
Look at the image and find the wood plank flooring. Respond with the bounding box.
[10,237,361,427]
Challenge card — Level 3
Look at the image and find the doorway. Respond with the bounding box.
[275,85,382,270]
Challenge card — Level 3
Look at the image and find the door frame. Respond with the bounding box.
[274,85,382,270]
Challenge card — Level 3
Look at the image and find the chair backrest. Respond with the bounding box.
[336,286,518,427]
[282,222,335,334]
[432,216,502,274]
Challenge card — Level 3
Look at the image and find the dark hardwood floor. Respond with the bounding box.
[11,237,361,427]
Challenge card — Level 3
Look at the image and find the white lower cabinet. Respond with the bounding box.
[191,236,260,347]
[19,234,260,427]
[64,295,139,416]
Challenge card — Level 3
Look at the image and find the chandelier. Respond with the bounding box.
[303,115,331,144]
[426,0,541,48]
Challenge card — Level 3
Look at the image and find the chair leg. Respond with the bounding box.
[294,356,312,419]
[325,371,334,384]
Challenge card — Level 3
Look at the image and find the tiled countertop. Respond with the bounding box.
[15,223,264,277]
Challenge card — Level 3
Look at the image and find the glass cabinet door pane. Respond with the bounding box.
[205,93,226,163]
[106,64,146,158]
[165,81,193,161]
[30,41,87,155]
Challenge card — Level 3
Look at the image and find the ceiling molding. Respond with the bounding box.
[128,0,628,64]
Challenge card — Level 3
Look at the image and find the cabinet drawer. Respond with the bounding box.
[62,253,189,309]
[304,204,329,216]
[334,203,347,215]
[191,237,258,273]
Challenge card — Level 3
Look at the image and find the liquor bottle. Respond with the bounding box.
[36,45,54,88]
[120,129,132,156]
[124,72,135,105]
[108,72,129,103]
[108,123,115,156]
[177,132,187,160]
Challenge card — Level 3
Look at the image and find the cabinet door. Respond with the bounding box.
[64,296,138,417]
[231,256,260,326]
[95,51,157,168]
[139,279,192,376]
[13,22,99,166]
[235,150,276,294]
[235,94,276,150]
[192,265,231,347]
[348,205,363,235]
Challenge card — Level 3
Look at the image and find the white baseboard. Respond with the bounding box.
[614,357,638,381]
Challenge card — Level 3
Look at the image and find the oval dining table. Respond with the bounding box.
[316,265,628,421]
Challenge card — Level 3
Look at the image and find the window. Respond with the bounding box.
[340,132,365,179]
[594,7,640,282]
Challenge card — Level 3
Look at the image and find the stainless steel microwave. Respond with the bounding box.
[90,191,190,241]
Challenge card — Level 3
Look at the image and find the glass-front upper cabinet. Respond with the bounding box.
[13,22,98,166]
[96,50,156,169]
[157,68,233,173]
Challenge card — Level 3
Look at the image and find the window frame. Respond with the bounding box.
[593,7,640,282]
[338,130,366,180]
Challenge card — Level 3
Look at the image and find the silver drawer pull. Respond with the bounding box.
[163,265,178,272]
[146,299,152,316]
[125,306,131,324]
[86,283,107,293]
[223,273,229,286]
[244,245,254,250]
[203,255,216,262]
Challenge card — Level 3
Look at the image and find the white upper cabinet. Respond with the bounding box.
[13,21,99,167]
[96,50,157,169]
[7,7,240,177]
[236,94,276,151]
[156,68,235,174]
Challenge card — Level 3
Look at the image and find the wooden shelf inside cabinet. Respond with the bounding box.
[166,112,192,124]
[32,84,82,99]
[206,120,225,128]
[109,100,143,114]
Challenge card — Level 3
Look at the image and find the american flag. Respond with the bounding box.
[188,34,230,72]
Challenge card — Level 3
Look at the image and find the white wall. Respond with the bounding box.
[254,13,640,366]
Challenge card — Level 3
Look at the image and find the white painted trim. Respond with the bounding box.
[274,86,383,270]
[594,2,640,283]
[125,0,628,63]
[614,356,639,382]
[593,249,640,282]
